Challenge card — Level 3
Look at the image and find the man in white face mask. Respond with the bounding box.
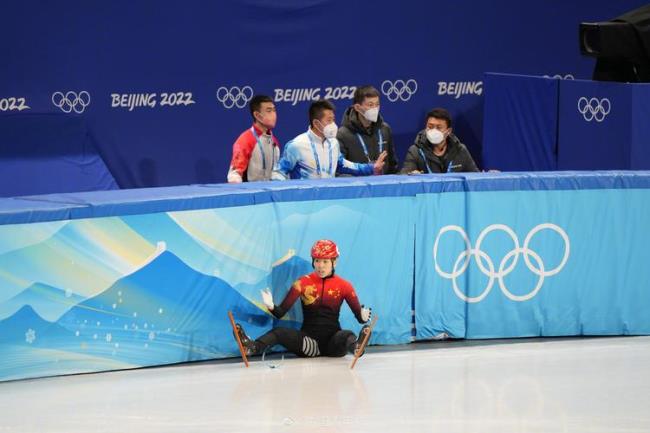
[337,86,398,174]
[272,100,387,180]
[227,95,280,182]
[400,108,479,174]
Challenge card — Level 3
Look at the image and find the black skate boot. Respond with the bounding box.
[233,323,259,356]
[352,324,372,357]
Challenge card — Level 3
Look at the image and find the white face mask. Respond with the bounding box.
[317,120,338,139]
[362,107,379,123]
[426,128,445,145]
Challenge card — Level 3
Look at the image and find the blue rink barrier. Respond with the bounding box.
[1,172,650,381]
[482,73,650,171]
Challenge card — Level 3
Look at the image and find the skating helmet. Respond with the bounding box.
[310,239,339,260]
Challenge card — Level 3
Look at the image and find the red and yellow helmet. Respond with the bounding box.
[310,239,339,260]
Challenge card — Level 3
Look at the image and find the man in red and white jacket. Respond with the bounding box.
[233,240,373,358]
[227,95,280,182]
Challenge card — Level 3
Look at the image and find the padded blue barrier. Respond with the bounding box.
[631,87,650,169]
[1,172,650,381]
[0,197,89,224]
[558,80,650,170]
[6,172,650,225]
[415,175,650,339]
[482,73,559,171]
[482,74,650,171]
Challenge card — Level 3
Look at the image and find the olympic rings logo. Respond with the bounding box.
[381,79,418,102]
[216,86,253,109]
[51,91,91,114]
[577,97,611,122]
[433,224,570,303]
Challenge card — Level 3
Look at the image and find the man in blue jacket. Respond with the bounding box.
[272,100,386,180]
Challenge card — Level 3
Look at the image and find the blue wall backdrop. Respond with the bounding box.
[1,0,647,190]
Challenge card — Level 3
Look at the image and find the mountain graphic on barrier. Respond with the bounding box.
[0,305,72,343]
[271,253,313,292]
[0,247,318,381]
[57,249,267,337]
[0,217,150,302]
[0,282,84,323]
[234,252,312,324]
[121,212,268,286]
[0,250,271,370]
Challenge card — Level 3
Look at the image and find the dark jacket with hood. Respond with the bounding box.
[400,130,479,174]
[336,106,399,174]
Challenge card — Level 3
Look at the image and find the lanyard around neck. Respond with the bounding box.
[250,126,274,170]
[308,133,333,177]
[418,149,433,174]
[355,129,384,162]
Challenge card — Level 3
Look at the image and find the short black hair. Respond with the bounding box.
[249,95,274,120]
[309,100,336,126]
[353,85,380,105]
[426,108,453,128]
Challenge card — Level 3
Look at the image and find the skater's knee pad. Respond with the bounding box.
[345,333,358,355]
[326,330,356,357]
[301,336,320,357]
[328,346,348,358]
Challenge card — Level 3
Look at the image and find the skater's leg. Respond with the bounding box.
[326,326,373,358]
[326,330,356,357]
[257,327,321,358]
[351,324,373,357]
[232,323,263,356]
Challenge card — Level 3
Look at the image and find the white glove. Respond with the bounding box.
[360,305,372,323]
[261,289,274,311]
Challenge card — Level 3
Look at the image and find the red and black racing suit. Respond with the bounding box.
[255,271,367,357]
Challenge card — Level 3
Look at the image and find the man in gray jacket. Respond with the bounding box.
[337,85,398,174]
[400,108,478,174]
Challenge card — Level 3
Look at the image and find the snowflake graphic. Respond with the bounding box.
[105,333,112,343]
[148,331,156,341]
[25,329,36,344]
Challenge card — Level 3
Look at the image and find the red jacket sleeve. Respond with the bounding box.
[271,278,303,318]
[342,280,365,323]
[228,130,256,178]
